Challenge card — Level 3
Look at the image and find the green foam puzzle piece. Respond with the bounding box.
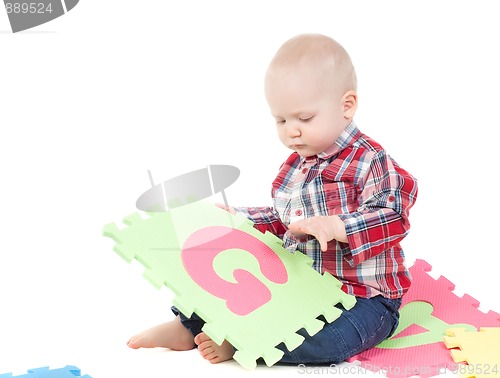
[377,301,475,349]
[103,201,356,369]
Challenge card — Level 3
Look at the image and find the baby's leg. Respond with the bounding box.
[278,295,401,364]
[194,332,235,364]
[127,316,195,351]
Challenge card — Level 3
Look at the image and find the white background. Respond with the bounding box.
[1,1,499,377]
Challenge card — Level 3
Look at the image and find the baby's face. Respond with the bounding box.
[265,66,350,158]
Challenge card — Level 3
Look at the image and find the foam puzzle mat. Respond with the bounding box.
[348,259,500,377]
[0,366,91,378]
[103,201,356,369]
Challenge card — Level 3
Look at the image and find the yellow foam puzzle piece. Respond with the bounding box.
[444,327,500,378]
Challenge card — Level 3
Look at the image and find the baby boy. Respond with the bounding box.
[127,33,418,365]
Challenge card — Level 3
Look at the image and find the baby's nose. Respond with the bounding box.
[286,123,301,137]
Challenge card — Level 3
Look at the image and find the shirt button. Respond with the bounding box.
[301,168,307,174]
[295,209,303,216]
[388,195,396,202]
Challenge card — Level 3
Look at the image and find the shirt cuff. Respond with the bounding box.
[336,212,367,267]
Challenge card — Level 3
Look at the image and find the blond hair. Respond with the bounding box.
[267,34,357,95]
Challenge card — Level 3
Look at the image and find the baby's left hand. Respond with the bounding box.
[288,215,347,252]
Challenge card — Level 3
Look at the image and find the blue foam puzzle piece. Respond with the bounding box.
[0,366,91,378]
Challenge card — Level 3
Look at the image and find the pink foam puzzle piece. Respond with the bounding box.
[352,343,452,377]
[401,260,500,326]
[348,259,500,378]
[392,324,429,339]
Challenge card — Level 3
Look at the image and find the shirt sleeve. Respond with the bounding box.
[336,149,418,266]
[233,206,288,239]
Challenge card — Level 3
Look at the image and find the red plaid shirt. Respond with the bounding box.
[236,122,418,299]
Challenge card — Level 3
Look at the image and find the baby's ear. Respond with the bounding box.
[342,90,358,119]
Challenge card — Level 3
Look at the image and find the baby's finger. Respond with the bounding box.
[319,236,328,252]
[288,222,307,236]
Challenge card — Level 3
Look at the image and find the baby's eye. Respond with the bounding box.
[299,116,314,123]
[276,119,286,125]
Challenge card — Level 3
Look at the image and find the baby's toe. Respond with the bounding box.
[127,335,147,349]
[194,332,211,345]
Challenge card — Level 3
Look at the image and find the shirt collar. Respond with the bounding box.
[303,122,361,165]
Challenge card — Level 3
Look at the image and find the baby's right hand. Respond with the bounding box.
[215,203,236,214]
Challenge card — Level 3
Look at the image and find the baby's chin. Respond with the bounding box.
[289,145,308,154]
[292,146,318,158]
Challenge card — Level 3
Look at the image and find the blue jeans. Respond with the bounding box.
[172,295,401,365]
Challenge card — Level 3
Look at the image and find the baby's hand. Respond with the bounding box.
[215,203,236,214]
[288,215,347,252]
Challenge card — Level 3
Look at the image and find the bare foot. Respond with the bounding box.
[194,332,235,364]
[127,316,195,351]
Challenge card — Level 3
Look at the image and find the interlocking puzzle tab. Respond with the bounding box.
[349,259,500,378]
[444,327,500,378]
[103,200,356,369]
[0,366,91,378]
